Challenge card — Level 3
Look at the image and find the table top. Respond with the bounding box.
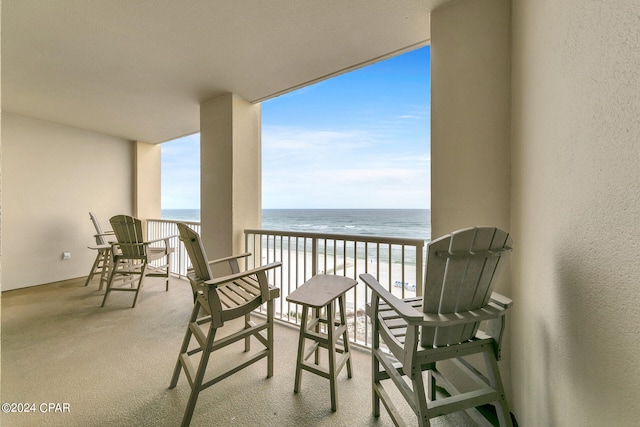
[286,275,358,308]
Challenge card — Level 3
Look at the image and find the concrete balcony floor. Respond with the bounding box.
[1,276,479,426]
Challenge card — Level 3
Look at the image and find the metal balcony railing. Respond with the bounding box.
[147,219,200,279]
[148,219,425,347]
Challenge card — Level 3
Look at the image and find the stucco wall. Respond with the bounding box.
[511,0,640,425]
[430,0,514,410]
[1,114,133,290]
[200,93,261,261]
[134,140,161,234]
[431,0,511,241]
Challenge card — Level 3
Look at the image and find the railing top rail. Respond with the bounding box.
[148,218,201,226]
[244,228,425,247]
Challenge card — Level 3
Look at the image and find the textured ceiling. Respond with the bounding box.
[2,0,445,143]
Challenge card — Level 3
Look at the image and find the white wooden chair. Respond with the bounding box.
[84,212,115,289]
[362,226,514,426]
[169,223,281,427]
[100,215,175,308]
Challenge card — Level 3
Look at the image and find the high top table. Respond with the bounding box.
[286,274,358,411]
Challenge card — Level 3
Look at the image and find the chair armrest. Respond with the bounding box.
[208,253,252,275]
[145,235,178,246]
[490,291,513,309]
[94,231,115,237]
[205,262,282,287]
[485,294,512,360]
[88,244,111,250]
[360,273,423,322]
[420,301,509,327]
[361,274,510,328]
[208,252,251,266]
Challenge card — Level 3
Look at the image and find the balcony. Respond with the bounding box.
[1,276,480,426]
[147,218,426,348]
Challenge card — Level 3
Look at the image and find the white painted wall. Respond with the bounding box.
[1,114,133,291]
[511,0,640,425]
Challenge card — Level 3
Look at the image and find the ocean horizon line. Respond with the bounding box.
[161,208,431,241]
[162,208,430,210]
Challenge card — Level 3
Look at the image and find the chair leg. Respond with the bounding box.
[98,249,111,291]
[180,326,217,427]
[411,372,431,427]
[372,326,381,417]
[244,313,251,353]
[294,306,308,393]
[313,307,321,365]
[165,252,171,291]
[100,263,117,307]
[130,264,147,308]
[338,295,352,378]
[170,298,216,427]
[326,301,338,411]
[266,298,275,378]
[170,301,202,388]
[100,259,146,308]
[428,367,436,401]
[84,251,102,287]
[484,349,513,427]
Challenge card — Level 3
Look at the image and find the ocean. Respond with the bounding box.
[162,208,431,241]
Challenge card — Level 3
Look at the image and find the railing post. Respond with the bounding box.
[415,241,424,297]
[152,221,427,348]
[244,232,249,270]
[311,237,317,276]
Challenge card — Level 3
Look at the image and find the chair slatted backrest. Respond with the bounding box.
[89,212,108,245]
[177,223,213,284]
[109,215,147,258]
[421,227,512,347]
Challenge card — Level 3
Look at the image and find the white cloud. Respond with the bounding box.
[263,126,376,151]
[161,124,431,210]
[263,166,430,209]
[262,125,430,209]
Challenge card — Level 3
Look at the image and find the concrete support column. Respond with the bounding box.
[134,141,161,236]
[430,0,513,404]
[200,93,261,260]
[430,0,511,239]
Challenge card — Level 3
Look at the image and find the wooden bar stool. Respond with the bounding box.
[286,274,357,411]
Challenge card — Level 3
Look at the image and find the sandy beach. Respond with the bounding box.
[258,248,421,343]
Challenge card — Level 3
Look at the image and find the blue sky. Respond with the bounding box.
[162,45,430,210]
